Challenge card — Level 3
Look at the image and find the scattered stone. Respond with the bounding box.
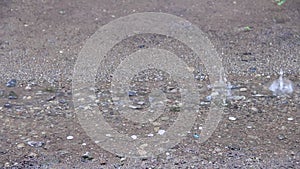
[161,116,169,121]
[193,133,200,139]
[250,107,259,113]
[28,152,38,158]
[138,44,145,48]
[8,91,18,99]
[6,79,17,87]
[158,129,166,135]
[59,10,66,15]
[128,91,137,96]
[46,95,56,101]
[131,135,137,140]
[205,95,212,102]
[0,90,4,97]
[200,101,210,106]
[25,85,32,90]
[59,99,67,104]
[239,88,248,92]
[147,133,154,137]
[27,141,44,147]
[81,152,94,162]
[67,136,74,140]
[230,96,246,101]
[137,101,145,105]
[129,105,142,109]
[169,88,177,93]
[152,122,160,126]
[4,162,10,168]
[228,117,237,121]
[252,94,267,97]
[277,134,286,140]
[4,103,12,108]
[249,67,257,73]
[154,127,160,132]
[17,143,25,149]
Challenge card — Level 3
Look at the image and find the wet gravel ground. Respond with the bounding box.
[0,0,300,168]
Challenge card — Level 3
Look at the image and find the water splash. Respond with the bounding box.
[206,71,233,105]
[269,69,294,96]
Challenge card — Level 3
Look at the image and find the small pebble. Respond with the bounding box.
[46,95,56,101]
[27,141,44,147]
[147,133,154,137]
[193,133,200,139]
[67,136,74,140]
[17,143,25,149]
[137,101,145,105]
[239,88,248,92]
[81,152,94,161]
[28,152,38,158]
[249,67,257,73]
[161,116,169,121]
[230,96,246,101]
[205,95,212,102]
[6,79,17,87]
[128,105,142,109]
[0,90,4,97]
[8,91,18,99]
[138,44,145,48]
[131,135,137,140]
[4,103,12,108]
[154,127,160,132]
[158,129,166,135]
[59,10,66,15]
[25,85,32,90]
[277,134,286,140]
[251,107,259,112]
[128,91,137,96]
[228,117,237,121]
[287,117,293,121]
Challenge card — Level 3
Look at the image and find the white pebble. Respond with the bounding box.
[287,117,294,121]
[67,136,74,140]
[25,85,32,90]
[131,135,137,140]
[158,129,166,135]
[228,117,237,121]
[147,133,154,137]
[239,88,247,92]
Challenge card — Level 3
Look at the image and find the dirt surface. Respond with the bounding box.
[0,0,299,168]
